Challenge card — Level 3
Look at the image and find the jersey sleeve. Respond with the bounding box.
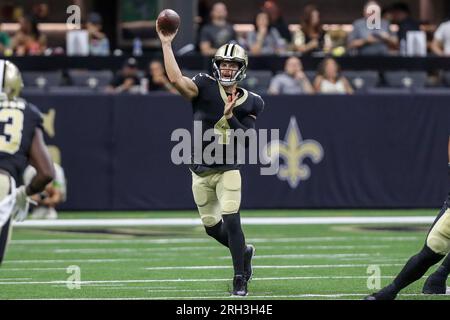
[191,73,215,94]
[27,103,44,131]
[251,93,265,118]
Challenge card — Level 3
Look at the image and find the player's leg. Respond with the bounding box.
[192,172,226,246]
[366,198,450,300]
[423,254,450,294]
[0,174,12,265]
[217,170,252,296]
[423,195,450,294]
[0,217,12,265]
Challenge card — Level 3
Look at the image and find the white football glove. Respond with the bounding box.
[13,186,31,222]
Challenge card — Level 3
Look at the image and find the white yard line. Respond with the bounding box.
[12,292,443,300]
[50,244,390,254]
[143,263,403,271]
[10,236,419,245]
[0,268,66,271]
[12,216,435,228]
[0,263,405,272]
[3,253,380,265]
[11,293,438,300]
[221,253,375,259]
[0,275,397,286]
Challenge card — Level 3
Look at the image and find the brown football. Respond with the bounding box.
[157,9,180,35]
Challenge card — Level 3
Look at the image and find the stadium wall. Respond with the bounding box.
[23,93,450,210]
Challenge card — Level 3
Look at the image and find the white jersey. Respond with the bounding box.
[320,78,347,94]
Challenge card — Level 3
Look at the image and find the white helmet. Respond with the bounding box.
[0,60,23,101]
[212,43,248,87]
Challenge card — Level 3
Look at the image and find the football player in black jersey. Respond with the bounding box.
[0,60,55,265]
[365,136,450,299]
[158,25,264,296]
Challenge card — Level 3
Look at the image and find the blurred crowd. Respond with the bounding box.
[196,0,449,57]
[0,1,450,58]
[3,1,450,96]
[103,55,353,95]
[0,4,110,57]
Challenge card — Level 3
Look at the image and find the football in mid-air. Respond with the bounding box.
[157,9,180,35]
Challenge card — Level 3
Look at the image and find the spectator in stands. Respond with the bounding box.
[348,1,398,55]
[314,58,353,94]
[381,5,394,23]
[268,56,314,95]
[293,4,328,55]
[86,12,110,56]
[24,162,67,220]
[245,11,286,55]
[106,58,141,93]
[262,1,292,44]
[0,25,11,55]
[431,16,450,56]
[32,3,50,23]
[11,15,47,56]
[145,60,178,94]
[391,3,420,44]
[199,2,236,56]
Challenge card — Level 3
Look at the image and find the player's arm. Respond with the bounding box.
[223,94,262,130]
[26,128,55,196]
[157,26,198,100]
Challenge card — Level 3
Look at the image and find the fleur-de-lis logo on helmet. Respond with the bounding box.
[265,116,324,188]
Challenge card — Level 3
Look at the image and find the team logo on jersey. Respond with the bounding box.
[265,116,324,188]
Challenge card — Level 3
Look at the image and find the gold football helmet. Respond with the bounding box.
[0,60,23,101]
[212,43,248,87]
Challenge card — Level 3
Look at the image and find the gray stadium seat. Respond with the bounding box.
[384,71,427,88]
[21,87,46,95]
[22,71,62,88]
[342,71,379,92]
[241,70,272,95]
[366,87,412,94]
[414,87,450,95]
[442,71,450,87]
[68,70,113,89]
[48,86,96,94]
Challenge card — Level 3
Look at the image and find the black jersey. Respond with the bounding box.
[190,73,264,175]
[0,99,43,185]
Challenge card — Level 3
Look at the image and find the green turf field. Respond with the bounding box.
[0,210,449,300]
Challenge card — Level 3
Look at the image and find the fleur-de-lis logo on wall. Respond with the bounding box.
[42,108,56,138]
[266,116,324,188]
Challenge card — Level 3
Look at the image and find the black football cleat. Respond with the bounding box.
[422,273,448,294]
[364,284,398,300]
[244,244,255,282]
[231,275,248,297]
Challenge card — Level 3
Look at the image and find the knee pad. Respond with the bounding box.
[192,184,208,207]
[427,209,450,255]
[201,215,221,228]
[219,171,241,214]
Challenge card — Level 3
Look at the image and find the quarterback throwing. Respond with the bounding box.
[157,23,264,296]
